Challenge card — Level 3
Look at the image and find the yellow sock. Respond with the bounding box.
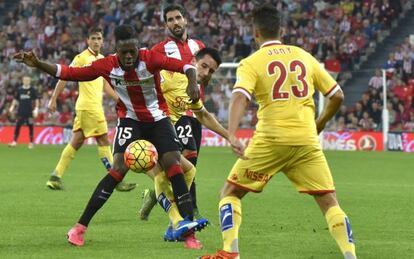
[219,196,242,253]
[325,206,356,257]
[184,166,196,189]
[97,145,113,170]
[54,144,76,178]
[154,173,183,227]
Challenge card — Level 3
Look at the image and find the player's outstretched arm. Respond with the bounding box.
[13,50,58,76]
[14,50,101,82]
[316,89,344,134]
[194,108,229,140]
[228,92,249,159]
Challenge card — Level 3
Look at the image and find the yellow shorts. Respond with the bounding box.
[227,137,335,194]
[73,110,108,138]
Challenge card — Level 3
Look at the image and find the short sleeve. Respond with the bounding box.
[190,99,204,111]
[31,88,38,100]
[309,54,340,98]
[232,59,257,100]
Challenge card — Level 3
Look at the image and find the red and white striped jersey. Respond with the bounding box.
[151,36,205,63]
[152,36,205,117]
[56,48,194,122]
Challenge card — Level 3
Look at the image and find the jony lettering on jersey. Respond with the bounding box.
[267,47,292,56]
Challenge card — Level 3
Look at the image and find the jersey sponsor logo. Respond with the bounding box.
[220,204,233,231]
[19,94,31,100]
[243,169,272,183]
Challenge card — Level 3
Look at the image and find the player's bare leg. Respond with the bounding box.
[314,192,357,259]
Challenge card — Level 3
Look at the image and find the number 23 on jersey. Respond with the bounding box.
[267,60,309,101]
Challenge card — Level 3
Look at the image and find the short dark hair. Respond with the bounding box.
[88,27,103,37]
[163,4,186,22]
[195,47,222,66]
[251,3,281,39]
[114,24,136,43]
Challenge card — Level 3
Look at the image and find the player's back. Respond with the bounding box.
[235,41,338,145]
[72,49,105,111]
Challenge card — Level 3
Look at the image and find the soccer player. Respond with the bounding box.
[199,4,356,259]
[8,76,39,149]
[14,24,207,246]
[46,27,135,192]
[148,48,226,249]
[139,3,206,220]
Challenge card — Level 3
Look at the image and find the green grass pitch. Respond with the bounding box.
[0,145,413,258]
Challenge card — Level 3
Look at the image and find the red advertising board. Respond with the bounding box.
[322,131,384,151]
[402,132,414,152]
[0,126,64,144]
[2,126,413,152]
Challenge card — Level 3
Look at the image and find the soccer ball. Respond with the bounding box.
[124,139,158,173]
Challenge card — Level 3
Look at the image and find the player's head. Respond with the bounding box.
[114,24,139,70]
[87,27,104,54]
[22,76,31,87]
[251,4,281,44]
[195,48,221,84]
[163,4,187,39]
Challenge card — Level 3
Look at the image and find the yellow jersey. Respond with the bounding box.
[233,40,340,145]
[160,70,203,124]
[70,48,105,111]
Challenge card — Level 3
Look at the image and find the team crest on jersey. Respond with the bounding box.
[136,62,153,79]
[118,139,126,146]
[182,137,188,145]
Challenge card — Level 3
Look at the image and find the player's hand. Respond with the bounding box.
[186,82,200,103]
[47,99,57,113]
[315,119,326,134]
[229,134,248,160]
[32,107,39,118]
[13,50,39,67]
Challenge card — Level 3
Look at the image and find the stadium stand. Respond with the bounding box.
[0,0,413,132]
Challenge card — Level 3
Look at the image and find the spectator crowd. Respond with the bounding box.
[0,0,413,131]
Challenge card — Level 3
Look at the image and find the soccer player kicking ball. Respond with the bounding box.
[146,48,227,249]
[14,24,207,246]
[46,27,135,192]
[199,4,356,259]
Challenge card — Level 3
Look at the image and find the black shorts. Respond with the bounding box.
[175,116,202,153]
[113,117,181,157]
